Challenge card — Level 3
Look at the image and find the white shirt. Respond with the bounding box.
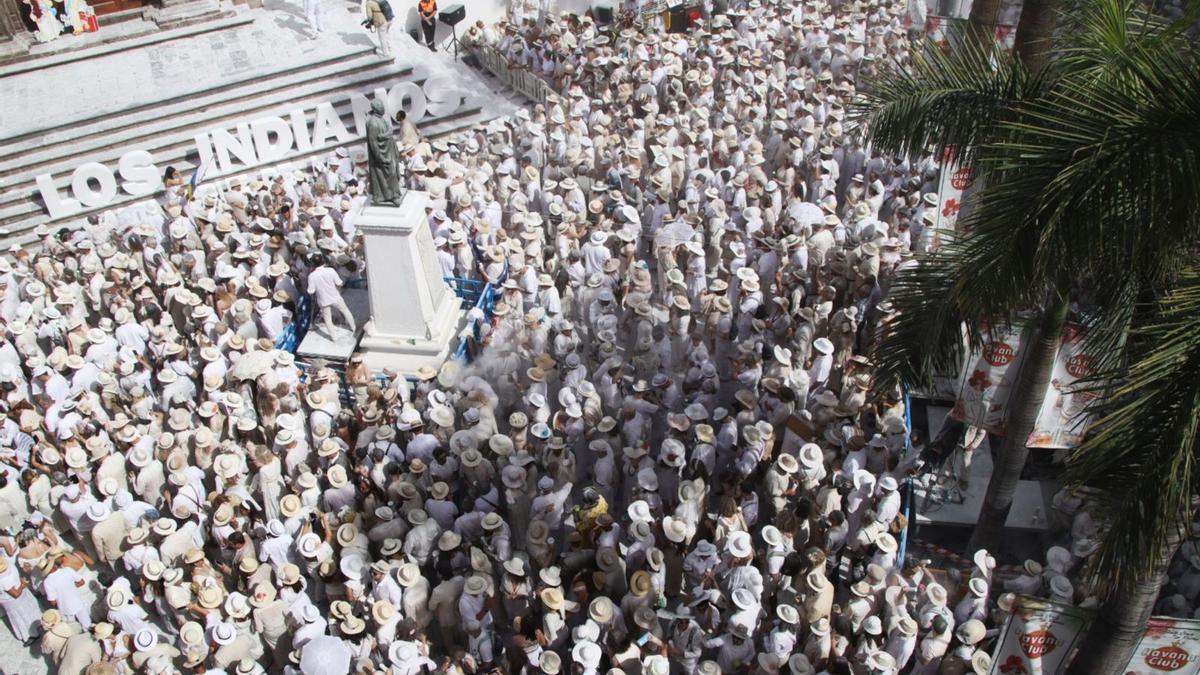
[307,266,344,306]
[43,566,87,616]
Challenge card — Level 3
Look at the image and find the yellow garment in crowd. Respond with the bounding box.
[574,495,609,537]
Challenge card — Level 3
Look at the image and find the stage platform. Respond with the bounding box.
[295,288,371,364]
[911,406,1052,531]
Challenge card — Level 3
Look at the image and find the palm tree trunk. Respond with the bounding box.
[1065,522,1185,675]
[967,292,1069,553]
[1014,0,1056,72]
[968,0,1002,48]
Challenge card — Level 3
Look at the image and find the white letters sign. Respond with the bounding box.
[37,77,465,219]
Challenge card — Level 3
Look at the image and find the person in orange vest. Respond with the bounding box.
[418,0,438,51]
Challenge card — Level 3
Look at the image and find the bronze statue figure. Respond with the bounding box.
[366,99,403,205]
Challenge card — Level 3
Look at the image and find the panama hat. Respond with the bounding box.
[776,453,799,474]
[776,603,800,625]
[540,587,566,610]
[958,619,986,645]
[464,575,487,595]
[867,652,896,672]
[588,596,614,624]
[249,583,277,608]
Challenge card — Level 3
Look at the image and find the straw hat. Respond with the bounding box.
[197,585,224,610]
[372,600,396,623]
[540,587,565,610]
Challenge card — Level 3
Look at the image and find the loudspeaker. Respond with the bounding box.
[439,3,465,26]
[593,4,613,24]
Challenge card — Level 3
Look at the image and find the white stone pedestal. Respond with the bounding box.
[356,192,462,375]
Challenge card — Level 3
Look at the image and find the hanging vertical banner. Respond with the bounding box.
[925,15,1018,51]
[926,144,977,251]
[1025,323,1099,449]
[935,145,974,232]
[1122,617,1200,675]
[949,320,1030,435]
[989,595,1095,675]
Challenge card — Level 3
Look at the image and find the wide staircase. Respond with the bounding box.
[0,22,509,250]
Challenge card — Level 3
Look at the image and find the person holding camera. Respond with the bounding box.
[363,0,394,58]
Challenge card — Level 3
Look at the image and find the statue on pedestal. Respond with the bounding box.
[366,99,404,206]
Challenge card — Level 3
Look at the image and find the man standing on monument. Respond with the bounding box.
[366,99,404,206]
[309,257,356,339]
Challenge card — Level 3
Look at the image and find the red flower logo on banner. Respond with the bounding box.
[999,655,1029,674]
[968,369,992,391]
[981,341,1015,367]
[1145,644,1192,671]
[951,166,975,190]
[942,198,960,218]
[1020,629,1061,659]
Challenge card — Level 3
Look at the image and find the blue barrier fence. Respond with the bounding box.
[898,388,914,563]
[283,273,499,403]
[444,276,499,363]
[273,295,313,353]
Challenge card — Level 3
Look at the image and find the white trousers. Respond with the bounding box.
[376,20,393,56]
[320,297,356,336]
[303,0,322,33]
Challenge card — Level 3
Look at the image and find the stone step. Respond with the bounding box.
[0,43,380,152]
[0,58,428,213]
[0,12,251,75]
[94,7,148,26]
[0,104,501,250]
[0,48,392,179]
[147,0,228,30]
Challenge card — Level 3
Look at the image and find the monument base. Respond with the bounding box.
[353,192,464,377]
[359,300,462,376]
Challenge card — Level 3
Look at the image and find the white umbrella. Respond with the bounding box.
[792,201,825,229]
[228,350,277,381]
[654,218,696,249]
[300,636,351,675]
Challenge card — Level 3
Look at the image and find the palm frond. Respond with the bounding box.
[995,52,1200,282]
[848,25,1036,166]
[870,253,972,395]
[1066,267,1200,596]
[870,224,1049,395]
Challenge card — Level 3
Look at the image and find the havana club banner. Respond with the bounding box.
[934,145,975,235]
[989,595,1095,675]
[925,15,1018,51]
[1122,617,1200,675]
[1025,323,1099,450]
[949,320,1031,435]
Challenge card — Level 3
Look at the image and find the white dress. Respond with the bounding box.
[257,457,285,523]
[0,556,41,642]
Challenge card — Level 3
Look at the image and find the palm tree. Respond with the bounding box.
[1064,270,1200,672]
[850,1,1200,661]
[1013,0,1056,70]
[967,0,1004,47]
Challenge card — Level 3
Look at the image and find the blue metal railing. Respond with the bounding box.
[445,277,488,308]
[444,276,500,364]
[274,295,313,353]
[898,388,914,563]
